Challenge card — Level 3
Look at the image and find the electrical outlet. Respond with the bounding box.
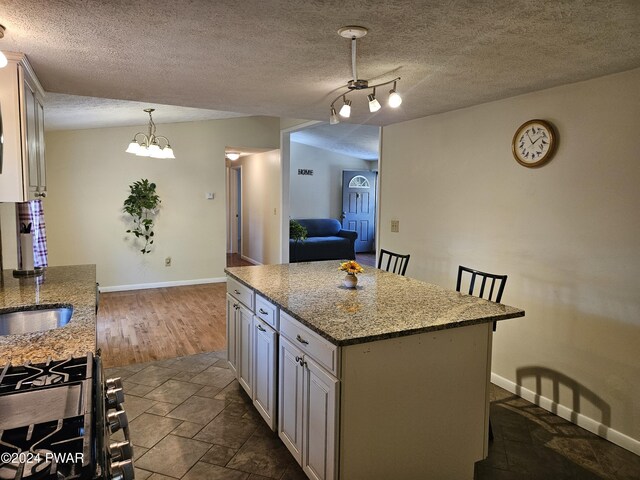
[391,220,400,233]
[165,257,172,267]
[273,208,277,215]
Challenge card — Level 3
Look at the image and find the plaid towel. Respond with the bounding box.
[16,199,48,268]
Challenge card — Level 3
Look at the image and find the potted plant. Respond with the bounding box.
[123,179,161,254]
[290,219,307,262]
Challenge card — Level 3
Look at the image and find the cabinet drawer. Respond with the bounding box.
[227,276,254,310]
[255,294,279,330]
[280,311,338,377]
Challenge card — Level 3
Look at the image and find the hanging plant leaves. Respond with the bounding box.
[123,178,161,255]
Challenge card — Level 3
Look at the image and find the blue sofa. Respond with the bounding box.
[290,218,357,263]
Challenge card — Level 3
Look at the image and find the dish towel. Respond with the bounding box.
[16,199,48,268]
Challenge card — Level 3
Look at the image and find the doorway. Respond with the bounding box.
[341,170,377,253]
[226,165,247,267]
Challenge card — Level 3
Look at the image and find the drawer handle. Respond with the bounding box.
[259,308,268,315]
[295,356,306,367]
[234,289,241,294]
[256,323,266,332]
[296,334,309,345]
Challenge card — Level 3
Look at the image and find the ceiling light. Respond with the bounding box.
[125,108,174,159]
[0,25,8,69]
[388,81,402,108]
[339,97,352,118]
[367,88,381,112]
[226,152,240,161]
[329,107,339,125]
[329,26,402,123]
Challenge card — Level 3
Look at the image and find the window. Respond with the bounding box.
[348,175,370,189]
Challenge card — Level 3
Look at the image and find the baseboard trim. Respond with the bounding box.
[100,277,227,293]
[240,255,262,265]
[491,373,640,456]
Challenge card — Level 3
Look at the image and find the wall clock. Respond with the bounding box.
[512,119,557,168]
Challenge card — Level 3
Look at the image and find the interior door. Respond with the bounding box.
[341,170,377,253]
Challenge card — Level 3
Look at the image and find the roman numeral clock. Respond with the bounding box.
[512,119,557,167]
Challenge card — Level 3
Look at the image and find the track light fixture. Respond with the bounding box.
[125,109,175,159]
[329,26,402,124]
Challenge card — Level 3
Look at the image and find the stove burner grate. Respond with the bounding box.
[0,355,93,395]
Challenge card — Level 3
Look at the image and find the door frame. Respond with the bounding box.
[280,122,383,263]
[226,164,243,255]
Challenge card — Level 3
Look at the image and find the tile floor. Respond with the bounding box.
[105,351,640,480]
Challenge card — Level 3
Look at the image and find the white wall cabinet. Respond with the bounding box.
[253,316,278,430]
[279,334,338,480]
[0,52,46,202]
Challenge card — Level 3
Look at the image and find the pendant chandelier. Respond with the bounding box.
[329,26,402,125]
[125,108,175,158]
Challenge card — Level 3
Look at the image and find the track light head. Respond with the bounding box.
[339,98,352,118]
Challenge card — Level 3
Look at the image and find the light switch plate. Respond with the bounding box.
[391,220,400,233]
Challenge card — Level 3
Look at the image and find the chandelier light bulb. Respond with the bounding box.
[339,97,352,118]
[125,140,141,154]
[163,146,176,159]
[368,88,381,112]
[329,107,339,125]
[148,143,162,157]
[388,82,402,108]
[136,145,150,157]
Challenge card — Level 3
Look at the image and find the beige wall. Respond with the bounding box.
[379,68,640,448]
[232,150,282,265]
[290,142,373,220]
[42,116,280,288]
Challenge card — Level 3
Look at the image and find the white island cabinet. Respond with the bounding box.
[225,262,524,480]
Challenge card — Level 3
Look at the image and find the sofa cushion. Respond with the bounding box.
[296,218,342,237]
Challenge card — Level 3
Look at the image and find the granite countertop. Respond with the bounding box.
[225,261,524,346]
[0,265,97,366]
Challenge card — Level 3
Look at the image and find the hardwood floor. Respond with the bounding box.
[227,252,254,267]
[356,251,376,267]
[98,284,228,368]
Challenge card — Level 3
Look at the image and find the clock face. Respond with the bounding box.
[512,120,556,167]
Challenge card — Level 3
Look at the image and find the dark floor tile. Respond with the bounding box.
[126,365,182,387]
[504,439,576,479]
[280,463,307,480]
[194,385,223,399]
[189,365,236,388]
[589,437,640,480]
[145,379,202,404]
[170,353,220,373]
[201,444,238,466]
[475,462,534,480]
[166,395,227,425]
[182,461,249,480]
[135,435,212,478]
[119,394,157,421]
[127,413,182,448]
[194,412,258,449]
[226,431,295,478]
[172,421,204,439]
[215,380,253,404]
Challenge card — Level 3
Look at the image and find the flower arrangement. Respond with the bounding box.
[339,260,364,275]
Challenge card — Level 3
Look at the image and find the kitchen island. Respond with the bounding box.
[0,265,97,365]
[225,261,524,480]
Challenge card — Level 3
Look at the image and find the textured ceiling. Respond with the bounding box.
[44,93,246,131]
[1,1,639,126]
[291,123,380,160]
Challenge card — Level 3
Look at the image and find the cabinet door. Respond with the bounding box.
[22,77,39,192]
[278,336,304,464]
[226,294,238,376]
[35,98,45,193]
[303,357,339,480]
[237,303,253,397]
[253,317,277,430]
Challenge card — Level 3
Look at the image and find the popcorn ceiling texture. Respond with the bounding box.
[1,0,639,126]
[226,261,524,346]
[0,265,97,366]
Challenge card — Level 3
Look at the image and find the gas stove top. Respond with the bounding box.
[0,353,133,480]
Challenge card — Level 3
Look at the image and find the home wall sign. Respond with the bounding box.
[298,169,314,176]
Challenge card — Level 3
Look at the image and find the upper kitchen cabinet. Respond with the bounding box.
[0,52,46,202]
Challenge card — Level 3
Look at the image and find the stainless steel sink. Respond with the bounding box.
[0,307,74,336]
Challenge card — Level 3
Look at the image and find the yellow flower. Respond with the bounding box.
[339,260,364,275]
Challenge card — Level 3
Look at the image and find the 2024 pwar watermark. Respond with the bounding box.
[1,452,84,464]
